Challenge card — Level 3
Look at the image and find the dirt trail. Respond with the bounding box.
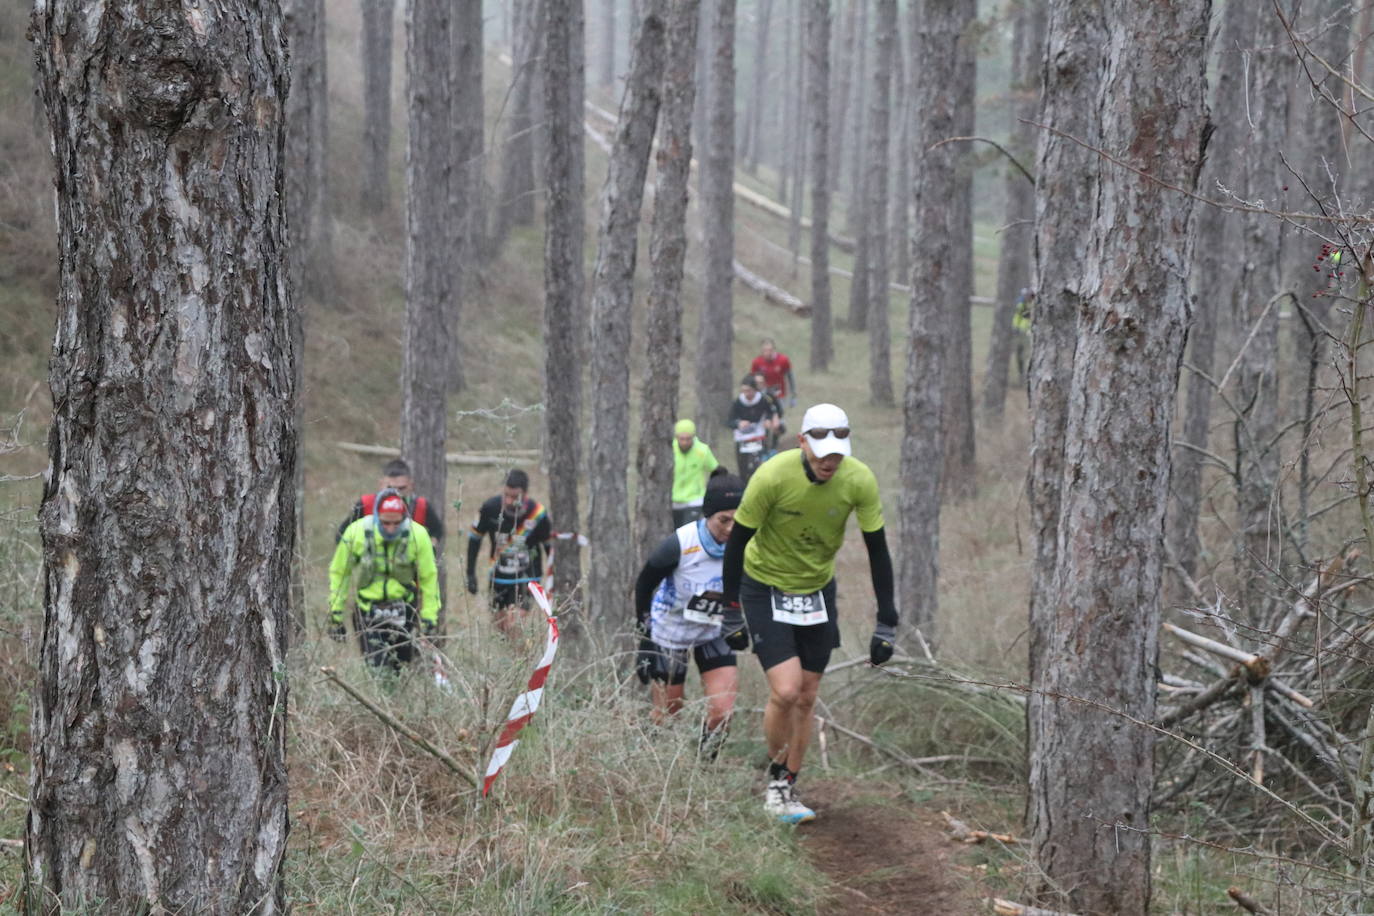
[797,779,984,915]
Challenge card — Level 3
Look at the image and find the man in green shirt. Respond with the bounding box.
[721,403,897,823]
[671,418,721,527]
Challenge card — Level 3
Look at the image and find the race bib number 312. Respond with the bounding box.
[770,589,827,626]
[683,592,725,625]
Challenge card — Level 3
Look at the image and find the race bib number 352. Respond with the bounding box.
[770,589,827,626]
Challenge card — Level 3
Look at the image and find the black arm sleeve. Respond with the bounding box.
[424,505,446,543]
[863,527,898,627]
[466,532,482,577]
[633,535,680,627]
[721,522,757,604]
[335,499,365,543]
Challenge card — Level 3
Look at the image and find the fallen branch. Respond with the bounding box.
[941,810,1022,845]
[0,837,21,849]
[320,666,478,790]
[733,259,808,315]
[990,898,1081,916]
[1227,886,1269,914]
[1163,623,1267,676]
[336,441,535,468]
[1158,675,1240,727]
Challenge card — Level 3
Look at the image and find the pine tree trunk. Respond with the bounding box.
[694,0,736,446]
[888,13,911,291]
[787,5,807,265]
[635,0,701,560]
[1232,6,1287,623]
[807,0,834,373]
[982,0,1044,418]
[450,0,485,394]
[493,0,543,249]
[1028,3,1210,914]
[941,13,978,500]
[27,2,295,908]
[588,1,667,626]
[844,0,868,236]
[899,0,958,646]
[285,0,328,630]
[361,0,396,213]
[402,0,453,620]
[828,0,856,189]
[865,0,896,406]
[601,0,617,85]
[776,4,793,203]
[745,0,771,175]
[542,0,587,600]
[1168,0,1250,580]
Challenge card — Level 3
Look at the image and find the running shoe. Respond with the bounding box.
[763,779,816,824]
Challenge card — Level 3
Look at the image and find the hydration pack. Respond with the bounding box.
[360,492,428,527]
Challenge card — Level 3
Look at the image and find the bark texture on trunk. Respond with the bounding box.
[941,6,978,500]
[865,0,896,406]
[807,0,833,373]
[635,0,700,560]
[401,0,453,618]
[786,5,807,263]
[744,0,771,174]
[889,16,911,292]
[588,1,667,624]
[828,0,856,188]
[982,0,1044,418]
[694,0,735,446]
[361,0,396,213]
[601,0,617,85]
[1028,3,1211,914]
[450,0,486,393]
[27,1,295,909]
[543,0,587,597]
[494,0,544,248]
[1231,6,1288,623]
[844,0,868,238]
[286,0,331,299]
[1169,0,1251,581]
[899,0,961,647]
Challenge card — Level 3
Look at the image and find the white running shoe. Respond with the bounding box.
[763,779,816,824]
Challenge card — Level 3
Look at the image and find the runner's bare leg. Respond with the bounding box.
[764,660,822,772]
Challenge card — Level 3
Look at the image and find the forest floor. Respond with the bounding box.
[797,779,988,914]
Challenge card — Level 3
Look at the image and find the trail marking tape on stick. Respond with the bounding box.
[483,582,560,796]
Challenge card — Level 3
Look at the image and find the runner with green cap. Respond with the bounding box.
[671,418,721,527]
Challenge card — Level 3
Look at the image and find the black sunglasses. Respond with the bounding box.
[804,427,851,440]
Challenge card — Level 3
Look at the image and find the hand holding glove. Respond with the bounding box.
[870,623,896,666]
[328,622,347,642]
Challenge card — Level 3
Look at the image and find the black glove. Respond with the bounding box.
[328,622,347,642]
[722,600,749,651]
[723,625,749,652]
[635,637,656,685]
[422,621,438,637]
[870,623,896,666]
[466,574,478,595]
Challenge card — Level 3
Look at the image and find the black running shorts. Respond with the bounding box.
[740,573,840,673]
[648,636,737,686]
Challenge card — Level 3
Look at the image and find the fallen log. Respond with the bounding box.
[337,441,536,468]
[733,259,809,315]
[990,898,1082,916]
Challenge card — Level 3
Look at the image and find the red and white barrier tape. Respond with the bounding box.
[482,582,560,795]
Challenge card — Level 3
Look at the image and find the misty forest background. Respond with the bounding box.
[3,0,1374,913]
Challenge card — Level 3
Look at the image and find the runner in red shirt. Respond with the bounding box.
[749,338,798,406]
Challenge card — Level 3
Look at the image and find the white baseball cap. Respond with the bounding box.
[800,403,852,458]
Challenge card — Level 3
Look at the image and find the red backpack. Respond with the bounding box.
[360,493,429,527]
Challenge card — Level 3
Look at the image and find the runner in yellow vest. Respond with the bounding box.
[671,418,720,527]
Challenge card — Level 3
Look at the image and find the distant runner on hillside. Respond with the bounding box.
[633,475,746,760]
[750,338,798,406]
[671,418,721,528]
[720,403,898,824]
[329,489,441,671]
[336,457,446,550]
[466,469,552,637]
